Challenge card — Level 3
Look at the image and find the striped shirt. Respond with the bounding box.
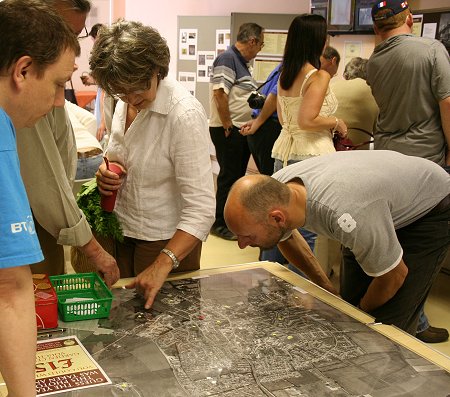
[209,45,257,128]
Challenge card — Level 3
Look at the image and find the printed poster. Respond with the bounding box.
[216,29,230,57]
[0,336,111,396]
[179,28,198,60]
[178,71,196,97]
[437,13,450,51]
[412,14,423,37]
[259,30,288,57]
[422,23,437,39]
[253,58,280,83]
[343,41,362,70]
[197,51,215,83]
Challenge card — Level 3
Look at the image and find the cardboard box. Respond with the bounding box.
[33,274,58,329]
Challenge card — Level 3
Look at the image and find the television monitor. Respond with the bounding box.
[328,0,354,32]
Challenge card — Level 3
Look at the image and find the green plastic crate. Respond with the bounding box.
[49,273,112,322]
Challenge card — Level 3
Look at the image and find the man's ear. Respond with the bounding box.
[11,56,33,87]
[405,13,413,28]
[373,23,379,36]
[269,209,286,226]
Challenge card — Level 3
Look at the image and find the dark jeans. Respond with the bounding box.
[340,200,450,335]
[210,126,250,226]
[247,117,282,176]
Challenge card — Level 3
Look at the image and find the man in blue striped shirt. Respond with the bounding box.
[209,22,264,240]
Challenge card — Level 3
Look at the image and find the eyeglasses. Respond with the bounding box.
[110,73,161,100]
[111,89,147,100]
[252,37,264,48]
[78,26,89,39]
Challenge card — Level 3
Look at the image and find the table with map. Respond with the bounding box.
[55,262,450,396]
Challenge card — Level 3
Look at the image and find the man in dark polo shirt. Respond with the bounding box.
[209,22,264,240]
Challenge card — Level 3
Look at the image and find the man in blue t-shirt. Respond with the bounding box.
[0,1,80,395]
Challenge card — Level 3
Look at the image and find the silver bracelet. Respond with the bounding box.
[160,248,180,270]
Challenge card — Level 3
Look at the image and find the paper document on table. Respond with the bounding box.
[0,335,111,396]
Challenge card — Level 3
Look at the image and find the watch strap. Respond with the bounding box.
[160,248,180,270]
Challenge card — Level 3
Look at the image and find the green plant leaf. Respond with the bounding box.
[76,179,124,242]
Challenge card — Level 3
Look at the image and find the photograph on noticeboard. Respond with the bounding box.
[437,13,450,52]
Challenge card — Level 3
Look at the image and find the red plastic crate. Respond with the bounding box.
[33,274,58,329]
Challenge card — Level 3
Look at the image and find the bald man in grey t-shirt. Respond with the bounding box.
[224,150,450,335]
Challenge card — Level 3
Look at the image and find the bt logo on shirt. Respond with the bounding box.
[10,215,36,235]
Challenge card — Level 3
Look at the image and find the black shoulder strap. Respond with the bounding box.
[255,69,280,92]
[347,127,374,149]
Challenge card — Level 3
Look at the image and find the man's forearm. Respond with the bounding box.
[79,236,104,263]
[0,266,36,397]
[78,236,120,287]
[359,278,399,312]
[279,230,336,294]
[252,93,277,130]
[439,97,450,165]
[359,260,408,313]
[213,90,232,128]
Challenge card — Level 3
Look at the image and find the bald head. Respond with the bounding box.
[225,174,291,224]
[224,175,294,250]
[50,0,90,36]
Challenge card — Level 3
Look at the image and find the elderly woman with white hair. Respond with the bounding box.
[90,20,215,309]
[330,57,379,148]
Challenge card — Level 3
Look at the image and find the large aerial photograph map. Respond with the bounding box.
[60,268,450,396]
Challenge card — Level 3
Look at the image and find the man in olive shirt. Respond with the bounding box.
[16,0,119,286]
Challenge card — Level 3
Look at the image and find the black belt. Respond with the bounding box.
[428,194,450,216]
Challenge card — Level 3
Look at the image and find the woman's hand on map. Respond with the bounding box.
[125,260,172,309]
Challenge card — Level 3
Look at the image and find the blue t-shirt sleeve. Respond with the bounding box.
[269,82,278,96]
[0,110,43,268]
[252,64,281,118]
[267,64,281,95]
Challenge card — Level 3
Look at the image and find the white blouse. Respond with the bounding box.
[106,76,215,242]
[272,69,338,164]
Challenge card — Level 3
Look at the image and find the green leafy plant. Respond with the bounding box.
[76,178,124,242]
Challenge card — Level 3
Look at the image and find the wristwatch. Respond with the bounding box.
[160,248,180,270]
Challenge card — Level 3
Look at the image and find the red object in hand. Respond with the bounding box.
[100,163,123,212]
